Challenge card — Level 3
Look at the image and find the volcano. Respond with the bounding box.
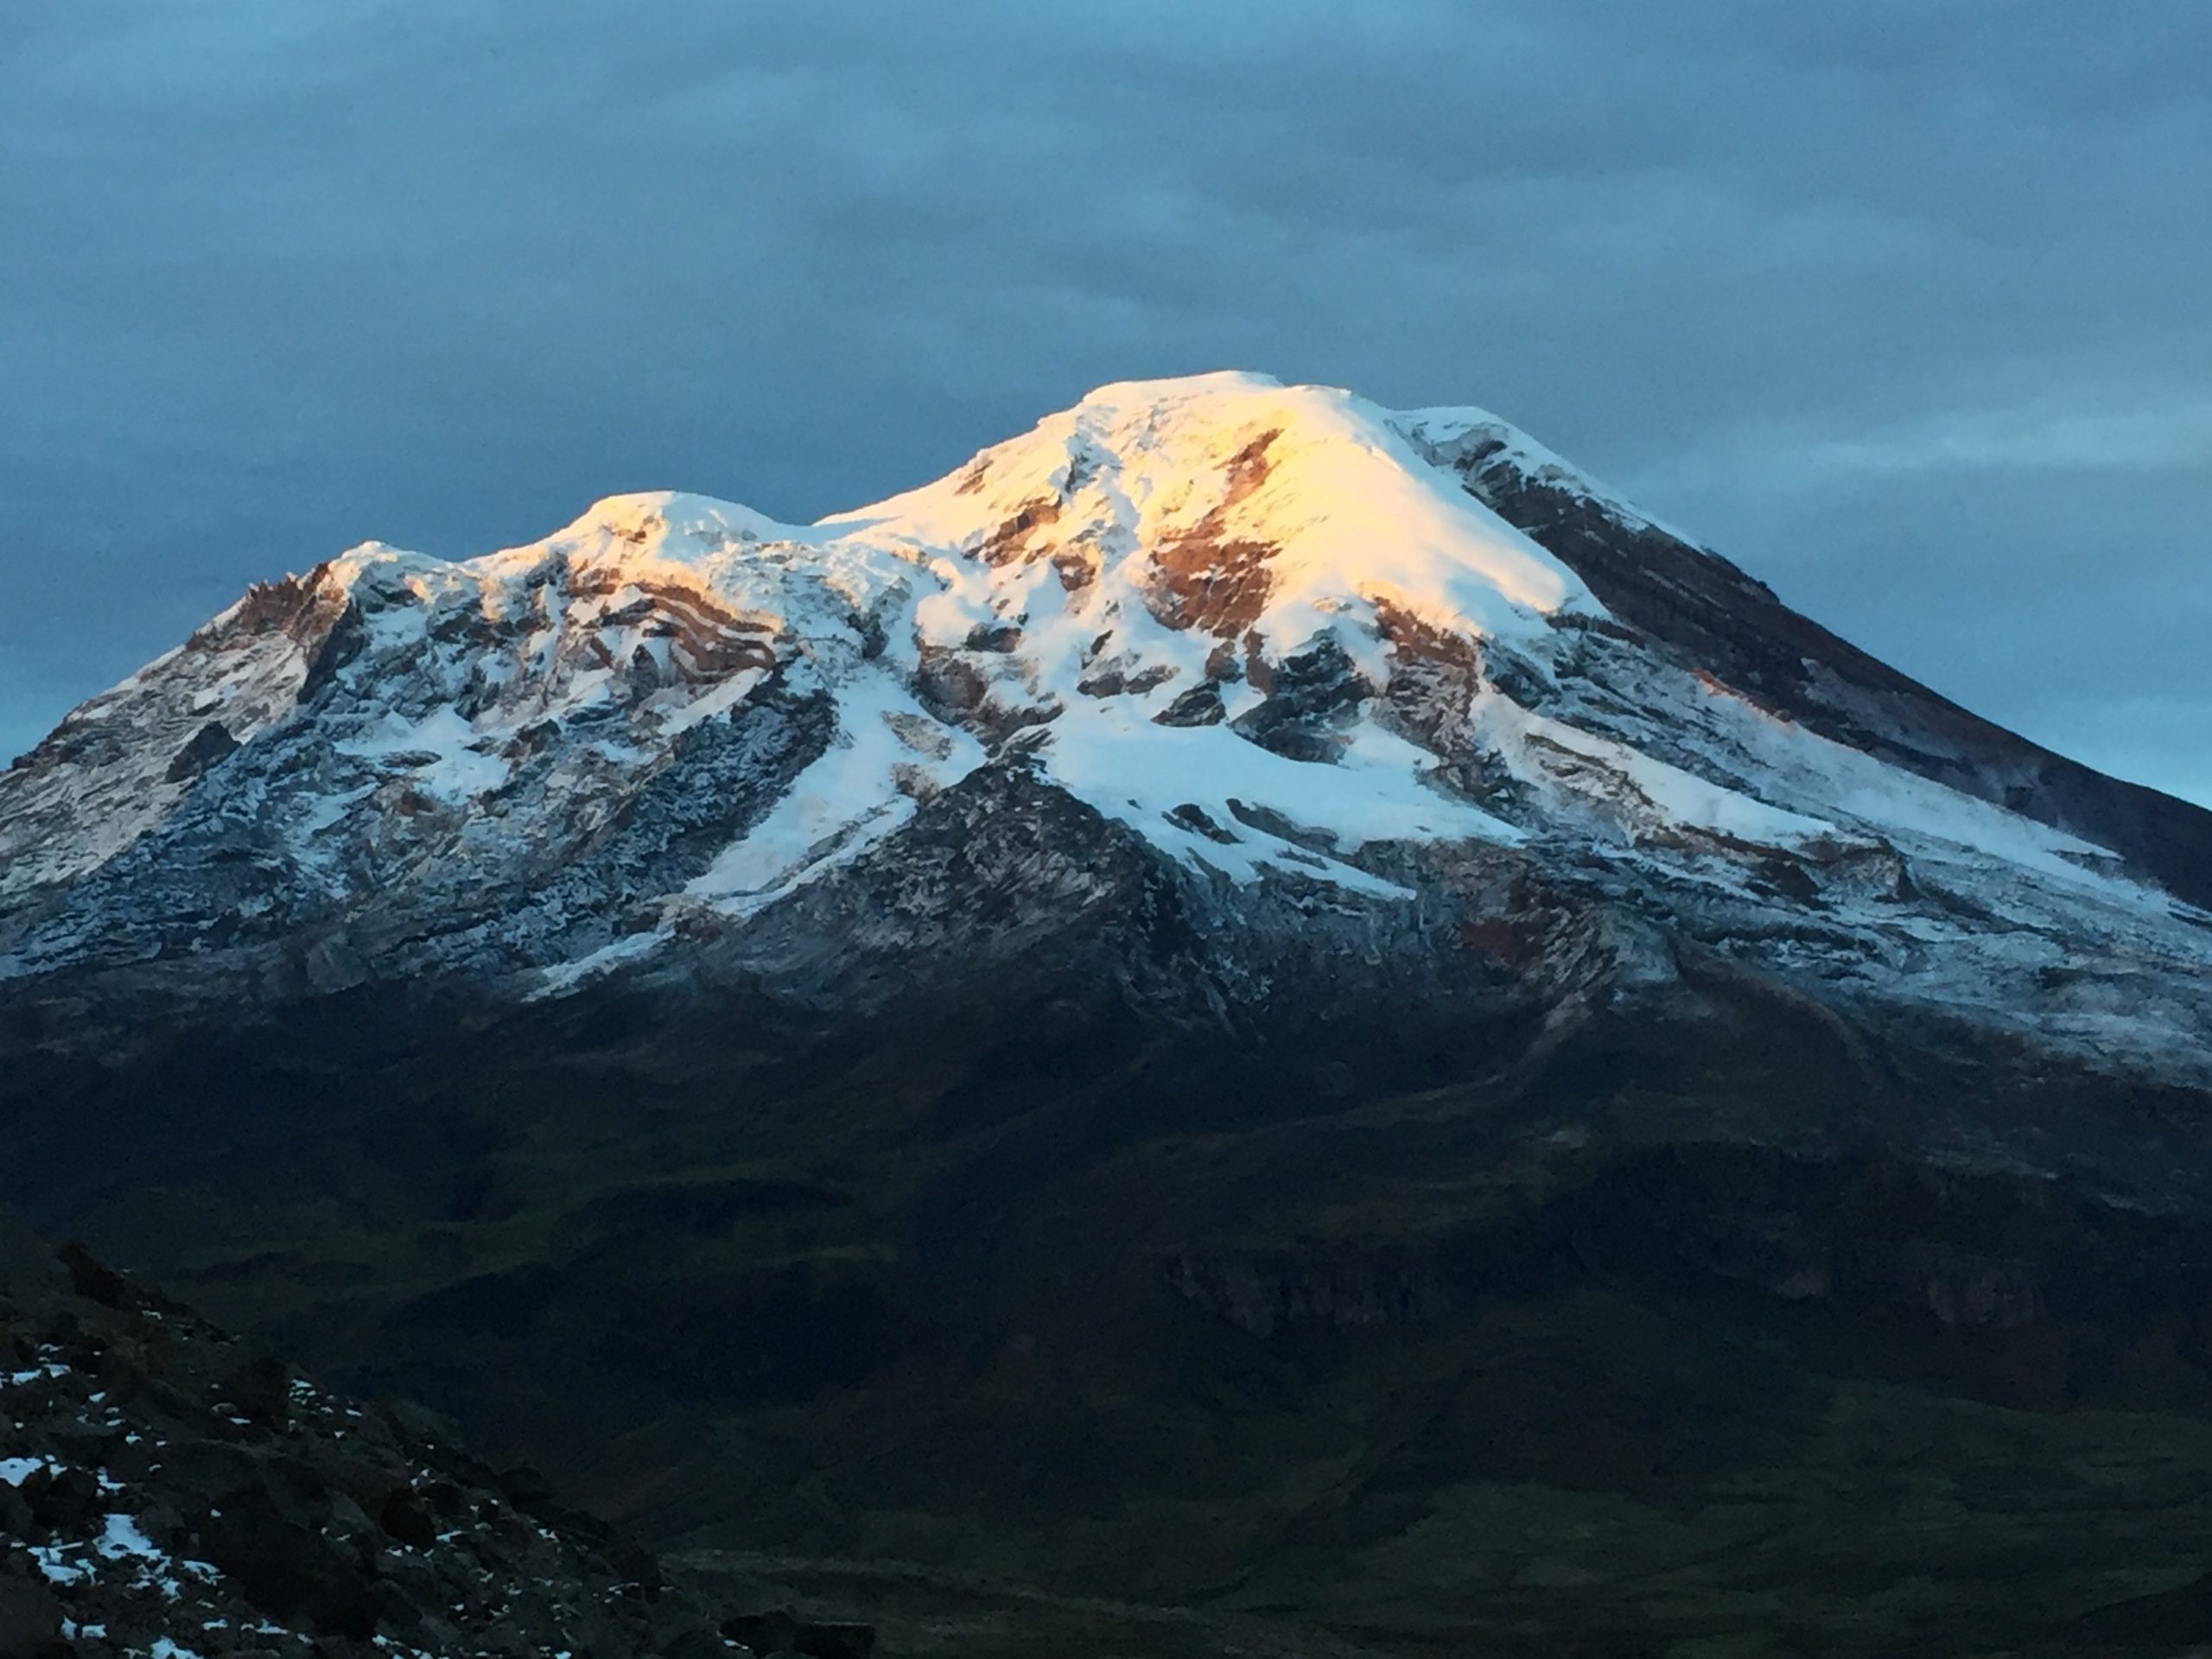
[7,373,2212,1655]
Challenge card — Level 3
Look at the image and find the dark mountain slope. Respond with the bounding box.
[10,957,2212,1655]
[1430,431,2212,907]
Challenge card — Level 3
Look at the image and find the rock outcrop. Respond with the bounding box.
[0,1211,759,1659]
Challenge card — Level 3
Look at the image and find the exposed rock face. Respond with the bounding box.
[0,1213,746,1659]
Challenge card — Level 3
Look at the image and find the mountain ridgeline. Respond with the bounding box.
[6,373,2212,1656]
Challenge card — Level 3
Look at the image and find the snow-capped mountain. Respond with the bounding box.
[4,372,2209,1119]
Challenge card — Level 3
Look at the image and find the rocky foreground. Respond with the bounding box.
[0,1211,870,1659]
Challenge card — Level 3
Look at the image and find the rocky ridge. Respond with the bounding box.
[0,1211,859,1659]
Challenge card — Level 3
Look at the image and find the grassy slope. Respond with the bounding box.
[22,985,2212,1658]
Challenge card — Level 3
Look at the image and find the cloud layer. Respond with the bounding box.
[3,1,2206,803]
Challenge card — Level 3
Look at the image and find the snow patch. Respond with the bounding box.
[335,707,510,804]
[1039,704,1521,893]
[687,669,985,914]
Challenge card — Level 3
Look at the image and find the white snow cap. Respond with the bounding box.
[832,368,1602,649]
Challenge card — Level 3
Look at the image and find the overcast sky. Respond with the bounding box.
[3,2,2206,804]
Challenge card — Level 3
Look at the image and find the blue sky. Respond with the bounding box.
[3,2,2206,803]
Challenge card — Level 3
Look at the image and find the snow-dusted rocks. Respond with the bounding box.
[3,372,2209,1107]
[0,1213,738,1657]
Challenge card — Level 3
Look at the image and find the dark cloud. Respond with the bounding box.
[2,1,2205,802]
